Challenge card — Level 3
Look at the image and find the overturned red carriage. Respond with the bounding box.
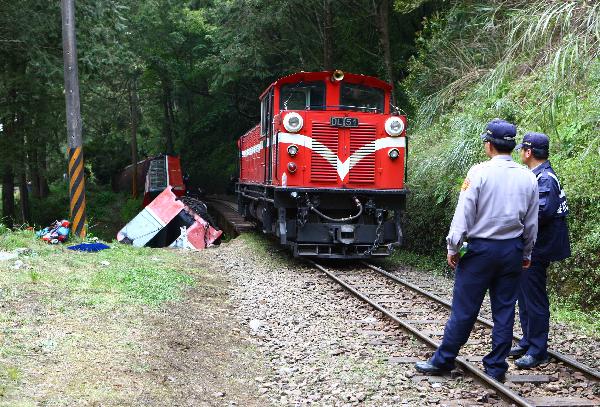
[237,70,407,258]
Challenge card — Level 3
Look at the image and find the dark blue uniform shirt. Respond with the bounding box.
[531,161,571,262]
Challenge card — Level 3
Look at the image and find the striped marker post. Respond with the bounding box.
[67,146,86,237]
[62,0,86,238]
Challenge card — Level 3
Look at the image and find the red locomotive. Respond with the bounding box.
[237,70,407,258]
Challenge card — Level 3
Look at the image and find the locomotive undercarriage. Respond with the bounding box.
[236,183,407,259]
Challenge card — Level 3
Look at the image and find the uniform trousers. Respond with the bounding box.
[431,237,523,378]
[517,259,551,359]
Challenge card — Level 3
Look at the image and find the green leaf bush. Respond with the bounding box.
[403,0,600,309]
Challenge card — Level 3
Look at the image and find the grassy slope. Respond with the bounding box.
[0,229,196,402]
[395,1,600,315]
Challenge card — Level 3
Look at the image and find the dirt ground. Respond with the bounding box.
[0,249,267,407]
[135,274,266,407]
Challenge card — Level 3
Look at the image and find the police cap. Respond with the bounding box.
[480,119,517,142]
[515,132,550,151]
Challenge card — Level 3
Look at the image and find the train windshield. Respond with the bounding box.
[340,83,384,113]
[280,81,326,111]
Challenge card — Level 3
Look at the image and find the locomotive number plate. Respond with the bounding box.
[330,117,359,127]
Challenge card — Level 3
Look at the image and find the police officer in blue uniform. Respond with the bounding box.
[510,132,571,369]
[415,119,539,381]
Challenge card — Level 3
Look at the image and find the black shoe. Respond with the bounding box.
[515,354,550,369]
[415,359,450,375]
[484,370,506,382]
[509,345,527,357]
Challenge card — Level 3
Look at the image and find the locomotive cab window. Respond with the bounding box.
[340,83,384,113]
[279,81,325,111]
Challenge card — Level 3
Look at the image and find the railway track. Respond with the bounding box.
[204,196,254,236]
[309,260,600,407]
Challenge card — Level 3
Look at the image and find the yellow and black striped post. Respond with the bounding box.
[67,147,86,237]
[62,0,86,238]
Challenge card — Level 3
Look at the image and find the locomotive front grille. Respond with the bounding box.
[349,124,376,184]
[311,122,339,182]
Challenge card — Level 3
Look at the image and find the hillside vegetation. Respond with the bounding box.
[401,0,600,309]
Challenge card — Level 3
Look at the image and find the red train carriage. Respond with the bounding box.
[237,70,407,258]
[116,154,186,207]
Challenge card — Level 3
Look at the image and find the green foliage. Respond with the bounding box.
[91,255,195,306]
[551,297,600,337]
[403,0,600,309]
[28,181,130,241]
[28,269,41,284]
[120,197,143,224]
[0,228,196,307]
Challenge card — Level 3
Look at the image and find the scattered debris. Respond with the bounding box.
[249,319,264,332]
[169,227,195,249]
[0,251,18,261]
[35,220,70,244]
[117,187,221,250]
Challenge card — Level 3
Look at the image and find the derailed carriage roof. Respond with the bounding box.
[259,71,392,100]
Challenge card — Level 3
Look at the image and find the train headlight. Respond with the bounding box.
[385,116,404,137]
[388,148,400,160]
[283,112,303,133]
[287,144,299,157]
[287,162,297,173]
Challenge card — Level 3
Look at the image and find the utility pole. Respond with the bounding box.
[61,0,86,238]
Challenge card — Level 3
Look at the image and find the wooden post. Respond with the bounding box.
[61,0,86,238]
[129,78,139,198]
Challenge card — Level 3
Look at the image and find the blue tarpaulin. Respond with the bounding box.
[67,243,111,252]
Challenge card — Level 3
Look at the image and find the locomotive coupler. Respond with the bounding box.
[337,225,356,245]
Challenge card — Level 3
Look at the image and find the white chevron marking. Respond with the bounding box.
[242,132,405,181]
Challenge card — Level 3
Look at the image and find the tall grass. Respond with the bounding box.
[409,0,600,126]
[402,0,600,309]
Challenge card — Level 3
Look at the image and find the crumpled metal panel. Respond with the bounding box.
[117,186,221,250]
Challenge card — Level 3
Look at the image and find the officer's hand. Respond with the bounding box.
[522,259,531,269]
[447,253,459,269]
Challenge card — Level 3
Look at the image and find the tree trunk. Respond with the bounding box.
[38,142,49,198]
[18,171,30,224]
[1,114,16,228]
[17,124,31,224]
[2,166,15,229]
[323,0,334,71]
[162,80,175,155]
[376,0,396,104]
[129,80,139,198]
[30,140,41,199]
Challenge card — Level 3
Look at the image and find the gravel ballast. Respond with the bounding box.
[381,264,600,370]
[202,235,511,406]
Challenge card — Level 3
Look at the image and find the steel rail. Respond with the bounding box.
[308,260,535,407]
[363,262,600,382]
[204,197,239,212]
